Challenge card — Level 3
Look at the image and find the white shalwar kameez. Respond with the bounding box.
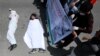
[24,19,45,50]
[7,10,19,45]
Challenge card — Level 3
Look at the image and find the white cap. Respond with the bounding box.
[9,8,13,11]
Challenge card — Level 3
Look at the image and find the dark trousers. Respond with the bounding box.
[56,32,82,48]
[56,33,75,48]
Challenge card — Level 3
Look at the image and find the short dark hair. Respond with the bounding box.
[30,13,38,20]
[80,1,93,12]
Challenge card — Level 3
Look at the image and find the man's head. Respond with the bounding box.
[9,8,12,11]
[9,8,17,15]
[79,1,93,13]
[30,13,38,20]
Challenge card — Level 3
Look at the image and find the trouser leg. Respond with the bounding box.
[7,31,17,45]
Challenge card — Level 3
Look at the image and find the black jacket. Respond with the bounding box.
[73,12,94,35]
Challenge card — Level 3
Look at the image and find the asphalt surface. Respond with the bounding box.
[0,0,100,56]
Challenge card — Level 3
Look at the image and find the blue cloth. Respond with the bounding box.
[47,0,73,44]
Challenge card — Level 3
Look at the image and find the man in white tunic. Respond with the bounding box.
[7,9,19,51]
[24,13,46,54]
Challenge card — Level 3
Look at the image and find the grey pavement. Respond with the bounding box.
[0,0,100,56]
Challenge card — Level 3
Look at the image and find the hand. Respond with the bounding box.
[72,31,78,39]
[73,6,78,11]
[71,14,75,19]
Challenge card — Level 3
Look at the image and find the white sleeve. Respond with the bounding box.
[73,6,78,11]
[73,26,79,30]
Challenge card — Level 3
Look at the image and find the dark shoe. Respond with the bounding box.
[13,44,17,48]
[8,44,17,51]
[38,48,46,53]
[29,49,37,54]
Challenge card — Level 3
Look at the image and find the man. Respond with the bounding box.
[71,0,94,46]
[24,13,46,54]
[56,0,94,48]
[73,0,94,35]
[7,9,19,51]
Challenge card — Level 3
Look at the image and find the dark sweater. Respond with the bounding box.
[73,12,94,35]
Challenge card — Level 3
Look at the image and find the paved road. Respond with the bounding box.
[0,0,100,56]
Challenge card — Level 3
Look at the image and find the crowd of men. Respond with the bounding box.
[33,0,100,56]
[6,0,100,56]
[45,0,100,56]
[53,0,100,56]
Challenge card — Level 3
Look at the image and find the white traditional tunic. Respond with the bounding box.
[24,19,45,50]
[7,10,19,45]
